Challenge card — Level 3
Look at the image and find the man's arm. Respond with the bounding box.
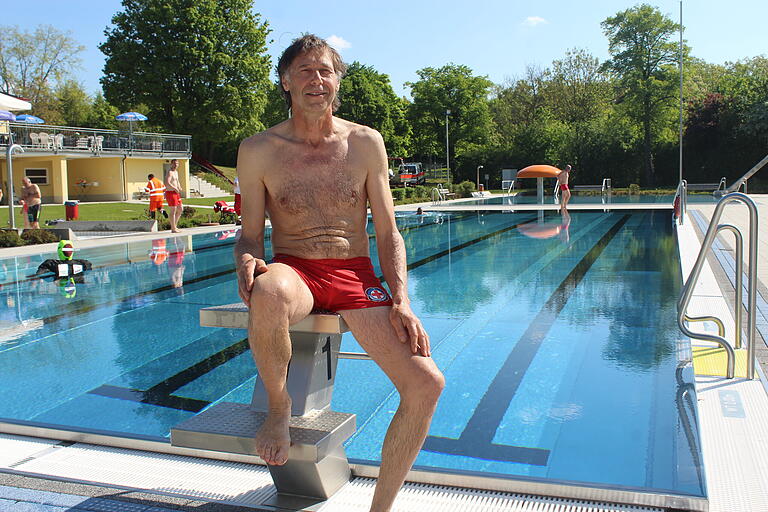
[234,136,269,307]
[365,130,430,356]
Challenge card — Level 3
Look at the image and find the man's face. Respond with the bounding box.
[171,160,178,171]
[282,49,339,113]
[22,178,30,187]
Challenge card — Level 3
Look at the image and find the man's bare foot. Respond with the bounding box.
[255,403,291,465]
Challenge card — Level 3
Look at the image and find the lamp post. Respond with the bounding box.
[476,165,483,191]
[6,141,24,229]
[445,110,450,181]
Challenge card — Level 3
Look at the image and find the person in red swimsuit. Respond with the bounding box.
[557,164,572,211]
[163,159,183,233]
[234,35,443,512]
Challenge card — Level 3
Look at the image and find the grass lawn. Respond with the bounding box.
[184,196,235,206]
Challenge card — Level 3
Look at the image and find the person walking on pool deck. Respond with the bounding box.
[21,177,42,229]
[164,159,183,233]
[144,173,167,220]
[234,34,444,512]
[557,164,572,211]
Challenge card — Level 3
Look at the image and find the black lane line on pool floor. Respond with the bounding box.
[422,213,630,466]
[89,339,250,413]
[84,214,538,413]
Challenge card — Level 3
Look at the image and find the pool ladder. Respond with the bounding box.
[677,192,759,379]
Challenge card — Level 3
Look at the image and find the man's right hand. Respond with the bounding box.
[237,257,269,307]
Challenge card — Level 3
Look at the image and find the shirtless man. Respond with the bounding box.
[235,35,444,512]
[21,177,42,229]
[164,159,183,233]
[557,164,572,211]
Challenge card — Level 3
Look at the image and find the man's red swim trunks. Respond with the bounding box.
[165,191,182,206]
[272,254,393,311]
[559,184,570,191]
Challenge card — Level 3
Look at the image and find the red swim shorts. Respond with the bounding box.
[165,191,182,206]
[272,254,393,312]
[559,184,570,191]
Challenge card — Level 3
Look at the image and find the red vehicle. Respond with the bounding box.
[398,162,426,185]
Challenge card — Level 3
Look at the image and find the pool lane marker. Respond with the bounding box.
[422,213,631,466]
[88,338,250,413]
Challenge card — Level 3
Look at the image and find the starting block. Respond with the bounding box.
[170,303,356,499]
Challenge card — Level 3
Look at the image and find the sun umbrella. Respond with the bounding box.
[15,114,45,124]
[0,110,16,121]
[115,111,148,122]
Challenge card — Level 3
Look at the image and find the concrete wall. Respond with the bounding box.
[0,155,68,203]
[2,155,190,203]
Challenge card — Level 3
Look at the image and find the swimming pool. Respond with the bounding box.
[0,210,704,502]
[459,193,718,206]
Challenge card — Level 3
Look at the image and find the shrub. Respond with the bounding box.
[181,206,196,218]
[21,229,59,245]
[0,230,23,247]
[391,188,405,201]
[456,180,476,198]
[628,183,640,195]
[413,185,428,199]
[219,212,237,224]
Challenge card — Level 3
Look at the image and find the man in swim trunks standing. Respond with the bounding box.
[164,159,183,233]
[557,164,572,211]
[21,177,42,229]
[234,35,444,512]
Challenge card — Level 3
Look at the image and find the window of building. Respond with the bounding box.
[24,168,49,186]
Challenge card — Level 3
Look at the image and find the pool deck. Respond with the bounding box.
[1,196,768,511]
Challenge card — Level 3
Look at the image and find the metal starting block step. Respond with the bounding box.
[178,303,357,499]
[200,303,349,333]
[171,402,355,462]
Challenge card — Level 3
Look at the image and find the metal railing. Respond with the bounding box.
[718,153,768,196]
[1,122,191,157]
[677,192,758,379]
[674,179,688,225]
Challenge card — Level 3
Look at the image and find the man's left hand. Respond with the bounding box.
[389,302,431,357]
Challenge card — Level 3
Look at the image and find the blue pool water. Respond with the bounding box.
[459,193,717,206]
[0,210,704,499]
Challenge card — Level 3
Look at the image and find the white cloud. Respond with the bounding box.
[522,16,548,27]
[326,35,351,50]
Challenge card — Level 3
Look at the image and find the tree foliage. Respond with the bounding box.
[0,25,84,104]
[601,4,684,185]
[336,61,411,157]
[100,0,272,158]
[406,64,494,170]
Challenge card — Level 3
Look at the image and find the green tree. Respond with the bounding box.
[406,64,494,171]
[100,0,272,159]
[0,25,84,105]
[261,81,289,129]
[337,61,411,157]
[547,48,610,124]
[86,92,121,130]
[55,80,93,127]
[601,4,684,185]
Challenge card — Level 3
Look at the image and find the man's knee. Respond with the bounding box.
[405,364,445,404]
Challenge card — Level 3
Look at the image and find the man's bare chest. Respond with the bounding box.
[267,151,366,215]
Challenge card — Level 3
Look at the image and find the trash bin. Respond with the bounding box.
[65,200,79,221]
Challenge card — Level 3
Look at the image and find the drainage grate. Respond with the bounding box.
[320,478,665,512]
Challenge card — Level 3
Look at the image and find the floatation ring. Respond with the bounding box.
[36,258,92,278]
[36,240,92,278]
[673,195,681,219]
[517,165,562,179]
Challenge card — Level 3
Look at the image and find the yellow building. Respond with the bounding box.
[0,125,191,203]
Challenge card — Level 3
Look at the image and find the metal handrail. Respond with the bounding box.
[677,192,758,379]
[719,153,768,195]
[674,179,687,225]
[431,187,444,205]
[601,178,612,193]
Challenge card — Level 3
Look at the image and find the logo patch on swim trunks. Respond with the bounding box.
[365,287,389,302]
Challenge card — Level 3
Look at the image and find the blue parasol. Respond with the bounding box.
[115,112,148,122]
[15,114,45,124]
[0,110,16,121]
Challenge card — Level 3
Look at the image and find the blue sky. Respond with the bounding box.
[4,1,768,99]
